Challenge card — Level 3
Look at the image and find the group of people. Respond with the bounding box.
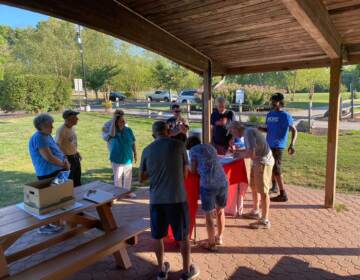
[137,93,297,279]
[27,92,296,279]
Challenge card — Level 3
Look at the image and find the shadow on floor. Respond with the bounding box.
[228,256,360,279]
[190,246,360,256]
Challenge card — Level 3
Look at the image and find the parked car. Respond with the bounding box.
[109,92,126,102]
[177,89,201,104]
[146,90,177,102]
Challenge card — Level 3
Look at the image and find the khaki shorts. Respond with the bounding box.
[250,162,274,194]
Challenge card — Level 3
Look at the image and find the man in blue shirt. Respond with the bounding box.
[262,93,297,202]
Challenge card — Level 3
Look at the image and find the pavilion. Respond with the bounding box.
[1,0,359,208]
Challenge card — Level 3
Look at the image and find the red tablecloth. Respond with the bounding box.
[168,159,248,240]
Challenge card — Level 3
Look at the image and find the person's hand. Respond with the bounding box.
[63,159,71,170]
[179,124,187,134]
[288,145,295,155]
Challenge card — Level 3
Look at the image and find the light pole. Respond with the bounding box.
[76,25,88,107]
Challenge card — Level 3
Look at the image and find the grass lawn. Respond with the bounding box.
[285,92,352,109]
[0,112,359,207]
[0,113,156,207]
[282,130,360,193]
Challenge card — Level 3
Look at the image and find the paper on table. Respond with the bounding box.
[83,189,114,203]
[17,202,82,220]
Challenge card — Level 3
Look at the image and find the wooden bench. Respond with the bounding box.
[7,219,149,280]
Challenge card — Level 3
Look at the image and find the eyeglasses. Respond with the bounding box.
[174,110,181,113]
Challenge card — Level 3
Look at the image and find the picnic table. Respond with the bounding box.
[0,181,149,280]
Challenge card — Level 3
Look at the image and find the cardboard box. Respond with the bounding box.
[23,178,75,215]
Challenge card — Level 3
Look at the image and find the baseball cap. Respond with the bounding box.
[62,109,80,119]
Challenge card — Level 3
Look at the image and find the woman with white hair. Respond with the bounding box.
[29,113,70,179]
[29,113,70,234]
[210,96,235,155]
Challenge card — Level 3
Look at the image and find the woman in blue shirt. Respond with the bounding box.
[109,113,137,198]
[28,113,70,234]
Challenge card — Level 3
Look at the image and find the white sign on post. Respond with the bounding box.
[74,78,83,92]
[235,89,245,104]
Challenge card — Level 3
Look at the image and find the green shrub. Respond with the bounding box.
[213,83,281,110]
[0,74,71,113]
[248,114,265,124]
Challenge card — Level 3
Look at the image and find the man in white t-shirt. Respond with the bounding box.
[55,110,81,187]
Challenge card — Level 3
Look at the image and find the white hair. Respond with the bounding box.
[216,96,226,104]
[33,113,54,131]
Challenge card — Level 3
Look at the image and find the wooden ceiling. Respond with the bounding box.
[1,0,360,75]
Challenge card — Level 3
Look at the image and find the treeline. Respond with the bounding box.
[0,18,201,112]
[0,18,359,113]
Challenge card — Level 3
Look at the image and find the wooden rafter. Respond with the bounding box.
[281,0,343,59]
[0,0,225,74]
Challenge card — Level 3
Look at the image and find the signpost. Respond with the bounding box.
[235,89,245,121]
[74,78,83,92]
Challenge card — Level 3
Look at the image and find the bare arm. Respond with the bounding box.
[183,164,189,179]
[39,147,69,169]
[234,148,255,160]
[288,125,298,155]
[190,159,197,173]
[132,143,137,163]
[139,171,148,183]
[109,118,116,137]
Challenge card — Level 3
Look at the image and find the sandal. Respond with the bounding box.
[199,241,218,252]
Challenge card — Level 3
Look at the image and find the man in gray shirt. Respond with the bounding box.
[139,121,199,280]
[229,121,274,230]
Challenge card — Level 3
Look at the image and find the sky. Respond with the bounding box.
[0,4,48,28]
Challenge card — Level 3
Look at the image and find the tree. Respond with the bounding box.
[11,19,79,80]
[296,68,330,100]
[111,43,153,97]
[151,59,201,93]
[86,65,120,100]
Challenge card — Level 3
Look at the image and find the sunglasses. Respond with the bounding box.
[174,110,181,113]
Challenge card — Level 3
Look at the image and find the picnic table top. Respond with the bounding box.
[0,181,129,240]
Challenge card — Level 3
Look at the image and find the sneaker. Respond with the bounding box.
[269,186,279,194]
[250,220,271,229]
[127,192,137,199]
[180,264,200,280]
[38,224,64,235]
[242,211,261,220]
[270,194,288,202]
[157,262,170,280]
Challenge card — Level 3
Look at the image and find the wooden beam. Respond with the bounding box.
[281,0,343,59]
[0,0,225,75]
[325,58,342,208]
[226,58,330,74]
[202,61,212,144]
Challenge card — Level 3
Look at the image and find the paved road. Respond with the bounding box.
[2,104,360,130]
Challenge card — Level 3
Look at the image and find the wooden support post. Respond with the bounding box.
[96,203,131,269]
[0,246,9,279]
[202,61,212,144]
[325,58,342,208]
